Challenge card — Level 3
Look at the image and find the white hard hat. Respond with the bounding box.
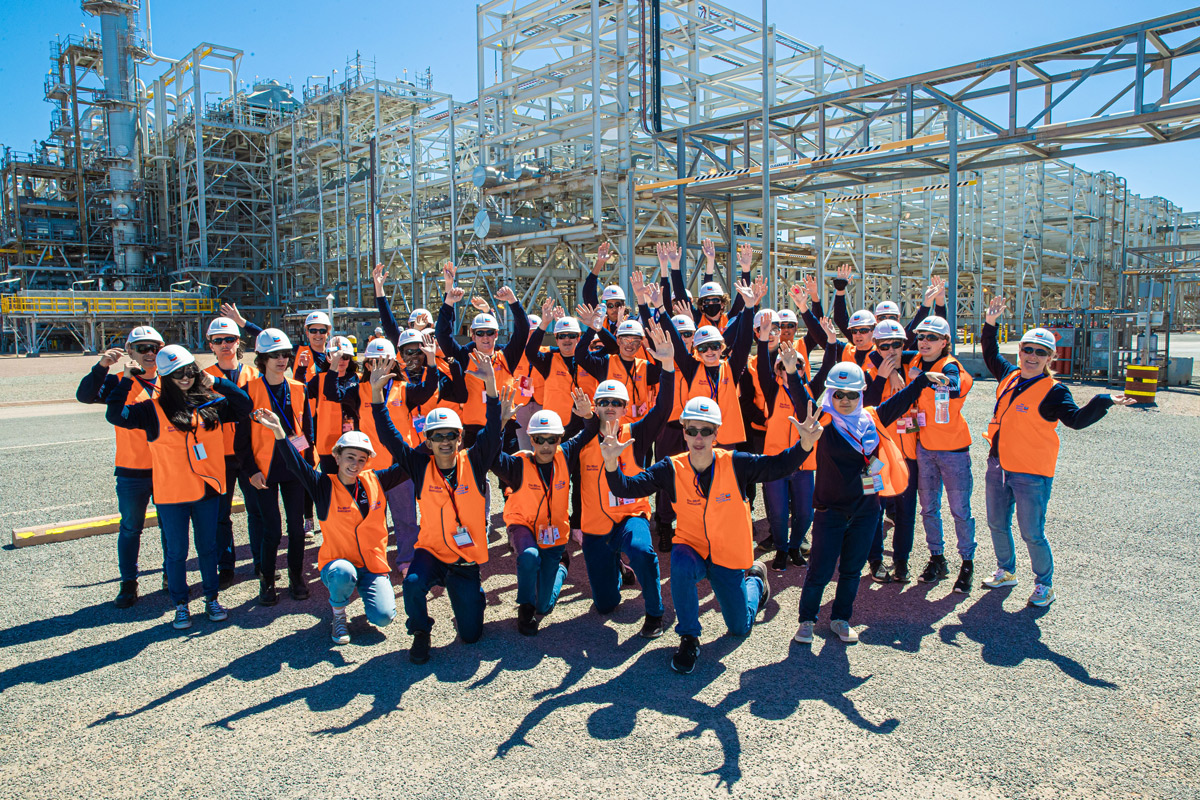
[396,329,424,348]
[872,320,907,341]
[699,281,725,300]
[326,335,355,357]
[680,396,722,426]
[423,406,463,433]
[333,430,376,458]
[527,409,565,436]
[304,311,332,329]
[363,338,396,360]
[206,317,240,338]
[409,308,432,325]
[754,309,781,329]
[1020,328,1057,350]
[874,300,901,317]
[777,309,798,325]
[915,316,952,338]
[671,314,696,334]
[594,379,630,403]
[692,325,724,348]
[127,325,164,345]
[602,285,626,303]
[470,313,499,332]
[848,310,878,330]
[374,327,384,336]
[155,344,195,376]
[616,319,644,338]
[255,328,293,354]
[527,314,542,329]
[826,362,867,392]
[553,317,582,336]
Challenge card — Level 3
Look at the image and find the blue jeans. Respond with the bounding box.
[799,498,879,623]
[255,478,307,576]
[402,547,485,642]
[320,559,396,626]
[217,460,263,572]
[917,443,976,559]
[157,495,221,605]
[580,516,664,617]
[115,474,161,583]
[985,457,1055,586]
[510,525,568,615]
[670,543,763,639]
[386,478,418,567]
[870,457,918,564]
[763,470,814,551]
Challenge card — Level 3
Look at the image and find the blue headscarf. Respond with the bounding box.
[818,386,879,455]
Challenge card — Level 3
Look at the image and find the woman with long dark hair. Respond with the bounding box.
[106,345,252,630]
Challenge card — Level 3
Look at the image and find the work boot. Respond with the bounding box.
[517,603,539,636]
[748,561,770,614]
[892,559,910,584]
[289,570,309,600]
[114,580,139,609]
[771,549,788,571]
[670,635,701,674]
[259,577,278,607]
[410,631,432,664]
[620,562,637,588]
[919,554,949,583]
[655,521,674,553]
[788,548,807,567]
[953,560,974,594]
[639,614,666,640]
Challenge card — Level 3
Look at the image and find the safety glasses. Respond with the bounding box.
[472,330,498,338]
[683,426,717,438]
[132,343,161,355]
[531,435,561,445]
[555,333,579,341]
[1021,346,1052,357]
[832,390,860,401]
[171,366,200,381]
[208,336,238,345]
[695,342,722,354]
[426,430,461,443]
[780,323,798,329]
[399,347,422,358]
[605,301,625,310]
[595,398,626,408]
[915,333,944,342]
[876,341,904,351]
[849,327,873,336]
[268,350,294,360]
[680,331,695,338]
[307,327,329,335]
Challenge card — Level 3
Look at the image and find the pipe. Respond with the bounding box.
[651,0,662,134]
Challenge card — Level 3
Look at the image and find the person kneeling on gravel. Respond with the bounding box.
[254,410,400,644]
[601,397,821,675]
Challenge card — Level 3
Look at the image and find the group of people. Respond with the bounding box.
[77,244,1133,673]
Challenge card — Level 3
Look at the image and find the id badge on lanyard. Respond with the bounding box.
[538,526,559,546]
[861,471,883,494]
[452,526,473,547]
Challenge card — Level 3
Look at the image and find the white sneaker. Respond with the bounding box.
[830,619,859,643]
[303,518,315,534]
[172,604,192,630]
[793,621,815,644]
[330,611,350,645]
[982,568,1018,588]
[205,599,228,622]
[1029,584,1056,607]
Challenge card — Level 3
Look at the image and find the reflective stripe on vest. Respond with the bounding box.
[319,469,390,573]
[670,449,753,569]
[908,353,974,450]
[417,452,489,564]
[114,376,157,470]
[148,400,226,504]
[501,450,570,546]
[580,423,651,533]
[684,361,744,445]
[984,372,1060,478]
[247,377,307,475]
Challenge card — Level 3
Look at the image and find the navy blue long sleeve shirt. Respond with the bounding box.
[105,376,252,440]
[490,416,601,489]
[436,301,529,376]
[78,363,161,477]
[275,435,408,519]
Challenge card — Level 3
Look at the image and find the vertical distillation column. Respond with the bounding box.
[86,0,144,275]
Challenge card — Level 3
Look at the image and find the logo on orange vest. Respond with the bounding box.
[554,480,567,490]
[715,492,732,503]
[1016,403,1030,413]
[455,485,469,495]
[685,498,703,506]
[585,464,599,471]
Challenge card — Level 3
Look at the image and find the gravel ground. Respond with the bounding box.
[0,357,1197,799]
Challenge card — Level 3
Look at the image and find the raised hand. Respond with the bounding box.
[788,283,809,314]
[598,420,634,468]
[575,303,601,330]
[701,238,716,262]
[735,280,755,304]
[252,408,286,439]
[750,274,768,305]
[779,340,798,373]
[539,295,555,324]
[220,302,247,326]
[551,305,565,322]
[571,387,594,419]
[470,296,492,314]
[659,240,681,270]
[594,241,612,273]
[495,286,517,304]
[629,270,646,304]
[328,350,345,375]
[469,350,498,396]
[370,358,397,400]
[836,264,854,284]
[672,299,691,317]
[419,334,437,364]
[646,319,674,367]
[789,400,824,450]
[499,385,518,426]
[737,242,754,271]
[804,273,820,301]
[442,262,456,295]
[645,282,663,309]
[820,316,838,341]
[446,285,465,305]
[933,275,947,305]
[99,347,125,368]
[985,295,1007,325]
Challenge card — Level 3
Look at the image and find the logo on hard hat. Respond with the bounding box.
[167,352,178,361]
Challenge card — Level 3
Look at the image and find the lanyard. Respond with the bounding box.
[134,375,157,397]
[704,362,719,400]
[840,422,876,465]
[195,396,225,411]
[263,378,296,434]
[433,460,466,529]
[533,455,555,527]
[621,357,642,407]
[992,373,1045,417]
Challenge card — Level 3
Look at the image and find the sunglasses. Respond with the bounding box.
[849,327,873,336]
[208,336,238,345]
[833,390,860,401]
[595,398,626,408]
[605,301,625,309]
[915,333,944,342]
[171,367,200,380]
[876,341,904,350]
[426,430,461,442]
[769,325,781,333]
[1021,346,1052,357]
[780,323,798,329]
[132,343,161,354]
[307,327,329,335]
[695,342,722,353]
[268,350,294,360]
[400,347,422,357]
[473,330,498,337]
[556,333,580,341]
[531,435,561,445]
[683,426,717,438]
[681,331,694,338]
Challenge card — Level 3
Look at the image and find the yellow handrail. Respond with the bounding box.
[1,296,218,316]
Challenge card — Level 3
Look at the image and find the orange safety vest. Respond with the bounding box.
[668,367,689,423]
[312,371,353,457]
[606,354,654,423]
[542,350,598,420]
[247,377,307,476]
[818,409,909,497]
[147,400,226,504]
[204,363,258,460]
[114,375,158,471]
[294,345,320,384]
[462,350,514,426]
[416,452,489,564]
[877,365,919,460]
[501,450,570,547]
[907,353,973,450]
[318,469,390,574]
[579,423,652,534]
[840,342,875,365]
[669,449,753,570]
[356,378,418,470]
[703,311,730,333]
[984,372,1060,477]
[762,372,816,470]
[683,360,744,445]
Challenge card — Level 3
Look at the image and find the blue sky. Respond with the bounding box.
[1,0,1195,210]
